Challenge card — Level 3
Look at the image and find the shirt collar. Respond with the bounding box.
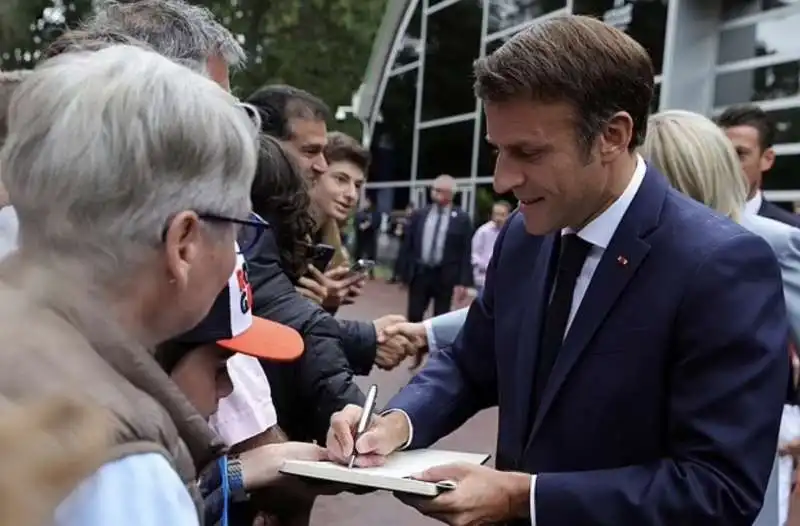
[564,154,646,250]
[744,190,763,216]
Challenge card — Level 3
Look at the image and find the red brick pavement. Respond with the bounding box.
[309,280,498,525]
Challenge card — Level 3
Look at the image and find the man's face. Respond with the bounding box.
[162,212,237,340]
[486,99,614,235]
[310,160,364,222]
[282,117,328,178]
[722,124,775,198]
[430,184,454,206]
[491,203,510,227]
[170,343,233,420]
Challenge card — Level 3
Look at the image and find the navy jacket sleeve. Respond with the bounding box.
[246,232,366,443]
[384,215,508,447]
[534,233,789,525]
[336,319,377,376]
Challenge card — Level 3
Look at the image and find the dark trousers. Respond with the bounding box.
[407,264,453,322]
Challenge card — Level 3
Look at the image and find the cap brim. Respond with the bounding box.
[217,317,304,362]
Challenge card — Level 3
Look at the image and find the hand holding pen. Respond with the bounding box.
[348,384,379,468]
[326,387,412,468]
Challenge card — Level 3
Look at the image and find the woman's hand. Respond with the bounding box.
[305,265,364,309]
[239,441,328,490]
[295,275,328,304]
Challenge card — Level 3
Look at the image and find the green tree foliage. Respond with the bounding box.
[0,0,386,138]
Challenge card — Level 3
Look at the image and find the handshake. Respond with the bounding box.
[371,315,429,370]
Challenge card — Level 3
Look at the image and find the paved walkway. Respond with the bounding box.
[310,280,498,525]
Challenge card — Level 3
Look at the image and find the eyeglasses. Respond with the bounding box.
[161,211,270,258]
[199,212,270,257]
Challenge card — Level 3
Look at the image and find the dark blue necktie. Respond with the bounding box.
[532,233,591,413]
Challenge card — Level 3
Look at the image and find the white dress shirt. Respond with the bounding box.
[744,190,763,216]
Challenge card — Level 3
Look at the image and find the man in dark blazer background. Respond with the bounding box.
[401,174,473,322]
[718,104,800,228]
[326,15,789,526]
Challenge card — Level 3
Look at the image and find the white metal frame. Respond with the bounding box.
[389,60,420,77]
[774,144,800,156]
[418,112,477,129]
[716,52,800,75]
[365,0,800,211]
[484,6,569,43]
[368,0,421,133]
[467,0,490,218]
[720,2,800,30]
[425,0,461,15]
[409,0,429,199]
[765,190,800,203]
[712,95,800,116]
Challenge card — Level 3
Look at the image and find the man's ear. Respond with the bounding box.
[598,111,635,163]
[163,211,203,288]
[761,147,776,173]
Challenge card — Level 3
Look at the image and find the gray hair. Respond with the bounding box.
[86,0,246,75]
[0,69,31,141]
[641,109,748,223]
[1,44,259,279]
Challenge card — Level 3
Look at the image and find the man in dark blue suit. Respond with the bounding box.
[326,15,789,525]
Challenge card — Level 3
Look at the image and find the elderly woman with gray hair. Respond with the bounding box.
[0,44,323,526]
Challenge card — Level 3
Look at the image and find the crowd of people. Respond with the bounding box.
[1,1,800,526]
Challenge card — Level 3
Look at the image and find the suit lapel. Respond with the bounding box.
[526,167,669,445]
[513,234,557,457]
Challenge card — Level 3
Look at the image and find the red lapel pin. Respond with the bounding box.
[617,255,628,267]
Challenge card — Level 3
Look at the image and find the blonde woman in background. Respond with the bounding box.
[0,397,109,526]
[641,109,800,526]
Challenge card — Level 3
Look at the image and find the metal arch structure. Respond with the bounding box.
[352,0,419,147]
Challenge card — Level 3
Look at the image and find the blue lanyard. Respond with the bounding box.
[220,455,230,526]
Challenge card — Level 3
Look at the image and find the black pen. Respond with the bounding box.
[349,384,378,469]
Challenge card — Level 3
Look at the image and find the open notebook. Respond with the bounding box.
[280,449,490,497]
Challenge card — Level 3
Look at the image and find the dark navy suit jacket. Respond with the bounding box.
[400,205,473,287]
[387,167,789,525]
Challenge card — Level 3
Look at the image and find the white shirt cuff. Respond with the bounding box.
[381,408,414,450]
[422,319,438,353]
[530,474,537,525]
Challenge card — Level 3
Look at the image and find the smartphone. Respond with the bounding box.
[309,244,335,272]
[349,259,375,276]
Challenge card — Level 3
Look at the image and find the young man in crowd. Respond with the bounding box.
[718,104,800,227]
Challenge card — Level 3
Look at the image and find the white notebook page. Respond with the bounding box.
[289,449,489,478]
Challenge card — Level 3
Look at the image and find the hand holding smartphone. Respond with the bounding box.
[309,244,335,273]
[348,259,375,277]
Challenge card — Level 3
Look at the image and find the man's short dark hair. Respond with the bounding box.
[246,84,330,140]
[473,15,654,155]
[41,29,150,60]
[324,131,370,173]
[716,104,775,151]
